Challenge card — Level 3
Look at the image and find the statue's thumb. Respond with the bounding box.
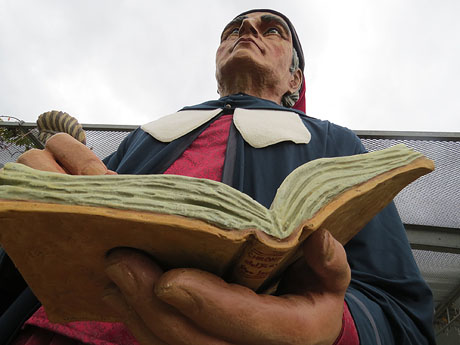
[302,228,351,294]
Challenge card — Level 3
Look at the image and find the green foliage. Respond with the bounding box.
[0,119,40,155]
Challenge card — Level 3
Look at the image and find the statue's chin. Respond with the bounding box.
[216,55,273,93]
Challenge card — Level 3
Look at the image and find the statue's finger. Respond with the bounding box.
[102,287,167,345]
[302,229,351,294]
[45,133,108,175]
[17,148,67,174]
[105,250,232,345]
[155,268,324,345]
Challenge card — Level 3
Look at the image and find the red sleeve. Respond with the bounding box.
[333,302,360,345]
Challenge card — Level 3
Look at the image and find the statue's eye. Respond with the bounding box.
[229,28,239,35]
[266,28,280,35]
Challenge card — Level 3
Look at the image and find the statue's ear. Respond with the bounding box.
[288,68,303,94]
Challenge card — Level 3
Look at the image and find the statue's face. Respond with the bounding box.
[215,12,295,92]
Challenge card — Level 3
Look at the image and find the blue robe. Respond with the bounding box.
[104,94,436,344]
[0,94,435,344]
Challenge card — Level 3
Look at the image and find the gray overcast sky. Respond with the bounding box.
[1,0,459,132]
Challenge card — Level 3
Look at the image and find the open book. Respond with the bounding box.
[0,144,434,323]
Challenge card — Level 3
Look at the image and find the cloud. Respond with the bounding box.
[0,0,459,132]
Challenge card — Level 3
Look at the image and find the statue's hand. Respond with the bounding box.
[104,229,350,345]
[16,133,115,175]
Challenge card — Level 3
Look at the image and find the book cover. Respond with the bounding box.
[0,144,434,323]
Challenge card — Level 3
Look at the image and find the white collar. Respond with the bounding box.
[141,108,311,148]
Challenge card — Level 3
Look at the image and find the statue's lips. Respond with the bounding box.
[233,38,261,52]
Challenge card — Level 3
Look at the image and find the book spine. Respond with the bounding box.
[229,240,292,290]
